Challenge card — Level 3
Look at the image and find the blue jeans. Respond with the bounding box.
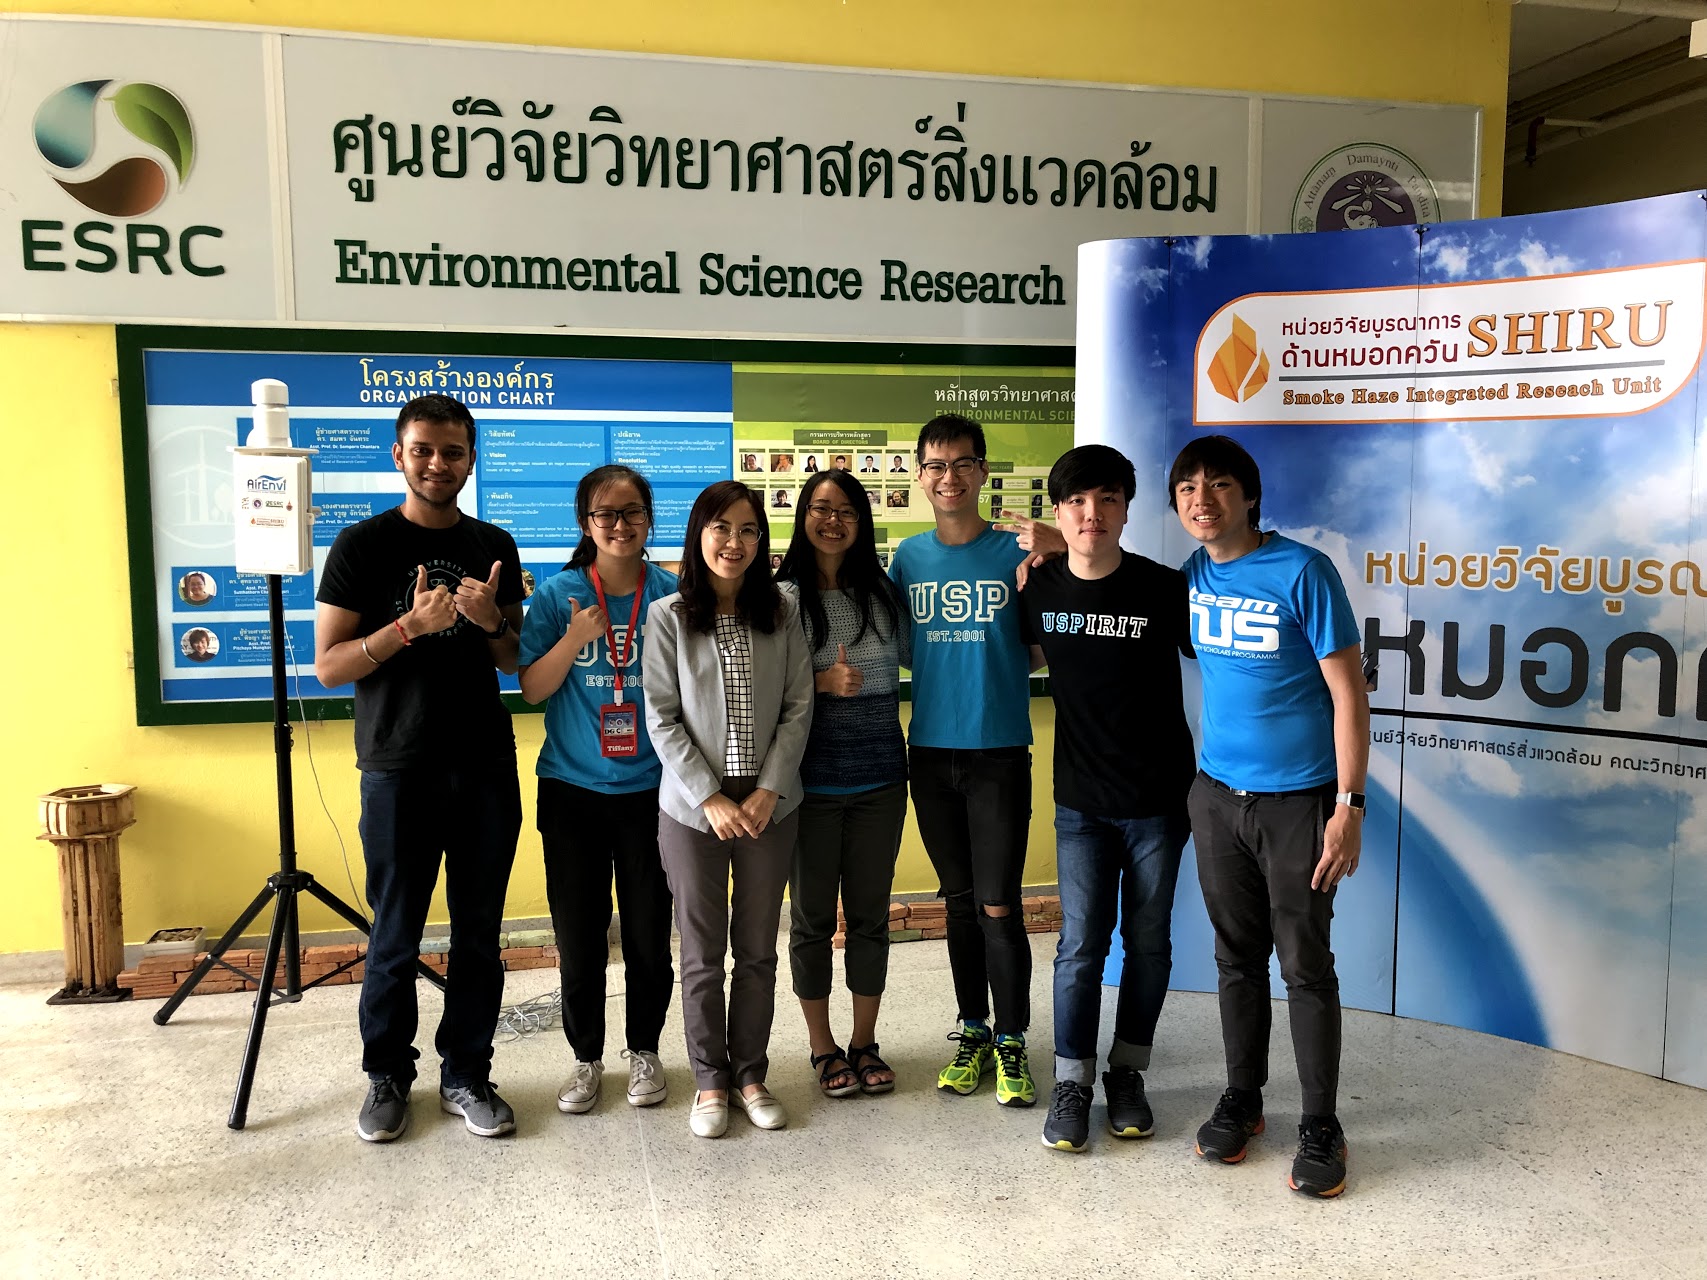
[358,758,521,1088]
[1051,805,1188,1083]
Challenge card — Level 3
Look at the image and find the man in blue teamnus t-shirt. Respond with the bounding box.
[889,413,1044,1109]
[1171,434,1369,1200]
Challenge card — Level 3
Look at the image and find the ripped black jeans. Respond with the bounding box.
[908,745,1033,1036]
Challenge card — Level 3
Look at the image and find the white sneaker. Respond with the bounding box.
[557,1059,603,1114]
[733,1083,787,1130]
[622,1049,667,1107]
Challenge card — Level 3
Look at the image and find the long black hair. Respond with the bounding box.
[675,480,782,634]
[566,464,654,570]
[775,469,901,653]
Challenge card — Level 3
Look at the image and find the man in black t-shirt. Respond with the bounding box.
[1019,444,1194,1155]
[315,394,526,1144]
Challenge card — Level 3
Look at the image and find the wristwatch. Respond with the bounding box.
[1335,791,1366,813]
[481,616,511,639]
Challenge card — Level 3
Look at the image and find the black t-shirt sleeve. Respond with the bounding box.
[1169,565,1195,659]
[316,525,363,612]
[1018,578,1038,646]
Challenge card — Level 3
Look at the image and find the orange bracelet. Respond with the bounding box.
[392,619,411,646]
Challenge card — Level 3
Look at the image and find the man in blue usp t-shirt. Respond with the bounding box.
[1170,434,1368,1200]
[889,413,1044,1108]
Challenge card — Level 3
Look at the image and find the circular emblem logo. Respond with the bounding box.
[33,79,195,218]
[1291,142,1438,233]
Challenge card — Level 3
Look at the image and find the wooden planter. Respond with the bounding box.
[37,785,136,1005]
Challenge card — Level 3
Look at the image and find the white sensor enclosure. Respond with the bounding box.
[232,379,316,575]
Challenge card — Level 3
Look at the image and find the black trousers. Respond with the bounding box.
[1188,771,1342,1116]
[538,778,675,1063]
[908,745,1033,1036]
[358,758,521,1088]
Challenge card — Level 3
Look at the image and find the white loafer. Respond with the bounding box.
[689,1093,729,1139]
[734,1084,787,1130]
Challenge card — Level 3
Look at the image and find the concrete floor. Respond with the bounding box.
[2,934,1704,1280]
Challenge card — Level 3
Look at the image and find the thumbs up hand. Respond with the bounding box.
[405,564,458,636]
[816,642,864,697]
[563,595,608,655]
[454,559,504,631]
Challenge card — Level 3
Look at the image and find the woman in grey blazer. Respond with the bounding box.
[643,480,814,1138]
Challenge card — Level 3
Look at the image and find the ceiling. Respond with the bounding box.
[1506,1,1707,165]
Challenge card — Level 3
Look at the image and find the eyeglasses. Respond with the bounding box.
[919,457,985,479]
[589,505,649,529]
[706,520,762,545]
[805,501,862,523]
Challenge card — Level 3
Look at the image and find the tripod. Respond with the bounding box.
[154,574,446,1130]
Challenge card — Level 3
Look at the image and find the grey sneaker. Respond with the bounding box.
[440,1081,516,1137]
[1103,1065,1155,1138]
[1041,1080,1092,1152]
[622,1049,667,1107]
[356,1076,410,1143]
[558,1059,604,1114]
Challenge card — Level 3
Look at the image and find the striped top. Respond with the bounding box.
[787,585,908,793]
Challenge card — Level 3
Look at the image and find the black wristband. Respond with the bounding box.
[482,616,511,639]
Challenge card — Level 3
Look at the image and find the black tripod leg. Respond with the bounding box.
[154,883,277,1026]
[303,878,447,994]
[228,882,296,1130]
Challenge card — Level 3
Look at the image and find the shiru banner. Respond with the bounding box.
[1079,191,1707,1089]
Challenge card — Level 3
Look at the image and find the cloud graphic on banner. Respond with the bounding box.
[1422,236,1472,279]
[33,79,195,218]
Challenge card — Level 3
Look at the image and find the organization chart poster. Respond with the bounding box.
[1079,192,1707,1087]
[128,337,1069,719]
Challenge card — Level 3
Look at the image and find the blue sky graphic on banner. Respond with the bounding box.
[1079,192,1707,1088]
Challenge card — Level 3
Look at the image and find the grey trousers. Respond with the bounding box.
[789,782,908,1001]
[657,795,799,1091]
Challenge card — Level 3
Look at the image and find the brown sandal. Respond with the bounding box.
[848,1042,895,1095]
[811,1046,860,1097]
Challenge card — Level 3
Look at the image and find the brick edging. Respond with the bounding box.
[116,896,1065,1000]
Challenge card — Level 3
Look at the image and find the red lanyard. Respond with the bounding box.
[589,564,646,704]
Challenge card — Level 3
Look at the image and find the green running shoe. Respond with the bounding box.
[936,1024,993,1095]
[993,1033,1036,1108]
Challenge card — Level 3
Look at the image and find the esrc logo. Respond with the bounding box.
[21,79,224,277]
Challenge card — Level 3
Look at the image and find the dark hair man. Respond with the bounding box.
[1019,445,1193,1155]
[1170,434,1367,1198]
[889,414,1045,1108]
[315,393,527,1144]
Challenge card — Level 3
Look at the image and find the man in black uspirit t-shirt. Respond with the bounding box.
[1019,444,1195,1156]
[315,394,526,1144]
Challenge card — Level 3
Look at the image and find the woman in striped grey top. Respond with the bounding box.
[777,468,912,1100]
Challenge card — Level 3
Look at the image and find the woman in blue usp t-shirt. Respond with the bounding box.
[518,464,679,1118]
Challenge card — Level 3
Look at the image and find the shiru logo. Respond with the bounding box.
[35,80,194,216]
[1207,315,1270,403]
[21,78,224,278]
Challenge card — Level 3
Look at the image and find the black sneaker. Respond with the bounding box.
[1041,1081,1092,1152]
[1289,1114,1349,1198]
[440,1080,516,1137]
[1102,1066,1154,1138]
[1194,1086,1264,1163]
[356,1076,410,1143]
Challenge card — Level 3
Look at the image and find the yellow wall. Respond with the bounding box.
[0,1,1510,954]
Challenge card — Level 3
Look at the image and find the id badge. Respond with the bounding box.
[599,703,639,757]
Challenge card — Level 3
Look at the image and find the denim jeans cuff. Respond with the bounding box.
[1053,1055,1095,1087]
[1109,1038,1152,1071]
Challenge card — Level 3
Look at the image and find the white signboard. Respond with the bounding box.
[0,18,279,321]
[0,15,1482,341]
